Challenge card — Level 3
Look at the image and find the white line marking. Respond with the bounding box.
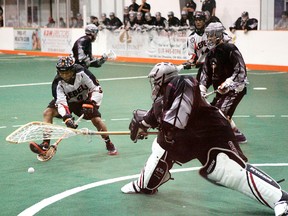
[233,115,250,118]
[281,115,288,118]
[253,87,267,90]
[12,125,22,128]
[111,118,130,121]
[0,76,147,88]
[18,163,288,216]
[0,126,7,129]
[248,72,286,75]
[0,82,50,88]
[256,115,276,118]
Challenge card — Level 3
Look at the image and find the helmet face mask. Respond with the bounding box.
[85,24,98,42]
[148,62,178,100]
[205,22,225,49]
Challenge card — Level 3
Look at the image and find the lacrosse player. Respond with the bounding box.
[186,11,231,81]
[72,24,108,68]
[199,22,248,144]
[121,62,288,216]
[29,56,118,156]
[186,11,208,81]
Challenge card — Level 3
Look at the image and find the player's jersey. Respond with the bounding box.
[143,75,244,163]
[200,42,248,91]
[53,65,103,117]
[72,35,93,65]
[187,29,208,64]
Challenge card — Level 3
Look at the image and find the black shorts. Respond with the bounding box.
[47,99,101,120]
[211,87,247,118]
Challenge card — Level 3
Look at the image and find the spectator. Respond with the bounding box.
[123,6,130,25]
[90,16,100,27]
[180,10,191,27]
[204,10,221,26]
[182,0,197,24]
[108,12,123,30]
[201,0,216,17]
[135,12,145,26]
[76,13,84,28]
[70,17,78,28]
[167,11,180,27]
[129,0,139,12]
[100,13,110,26]
[138,0,151,19]
[229,11,258,33]
[59,17,66,28]
[275,11,288,30]
[46,17,55,28]
[0,6,3,27]
[127,11,137,29]
[154,12,168,29]
[144,12,156,26]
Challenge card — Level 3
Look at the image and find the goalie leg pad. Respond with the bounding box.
[200,147,283,208]
[136,139,173,192]
[121,139,173,194]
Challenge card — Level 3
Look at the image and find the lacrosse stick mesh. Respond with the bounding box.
[6,122,78,144]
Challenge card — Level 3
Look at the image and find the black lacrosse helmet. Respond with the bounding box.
[56,56,75,72]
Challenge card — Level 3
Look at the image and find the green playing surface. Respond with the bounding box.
[0,54,287,216]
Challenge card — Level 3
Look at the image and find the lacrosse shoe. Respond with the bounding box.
[29,141,50,154]
[121,181,141,194]
[106,142,118,156]
[274,201,288,216]
[121,180,158,194]
[234,129,247,144]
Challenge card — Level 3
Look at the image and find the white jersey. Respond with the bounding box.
[187,30,232,64]
[187,30,209,64]
[54,65,103,116]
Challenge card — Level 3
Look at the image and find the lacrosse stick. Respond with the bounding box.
[204,89,218,98]
[36,114,84,162]
[105,49,117,60]
[6,119,158,161]
[89,50,117,68]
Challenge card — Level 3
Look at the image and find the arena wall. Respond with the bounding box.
[0,27,287,71]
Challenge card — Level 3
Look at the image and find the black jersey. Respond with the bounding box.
[168,16,180,27]
[129,3,139,12]
[230,17,258,31]
[201,0,216,15]
[200,42,247,91]
[72,35,93,66]
[155,17,167,28]
[143,75,245,163]
[109,17,123,29]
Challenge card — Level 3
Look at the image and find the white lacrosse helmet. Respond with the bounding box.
[85,24,98,41]
[148,62,178,100]
[205,22,225,49]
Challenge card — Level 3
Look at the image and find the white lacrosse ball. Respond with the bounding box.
[28,167,35,174]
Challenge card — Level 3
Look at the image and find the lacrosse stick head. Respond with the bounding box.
[105,50,117,60]
[37,145,57,162]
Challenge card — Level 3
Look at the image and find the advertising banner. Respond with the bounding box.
[104,29,190,60]
[41,28,72,53]
[14,28,41,50]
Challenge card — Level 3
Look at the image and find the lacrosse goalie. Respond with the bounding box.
[29,56,118,157]
[121,62,288,216]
